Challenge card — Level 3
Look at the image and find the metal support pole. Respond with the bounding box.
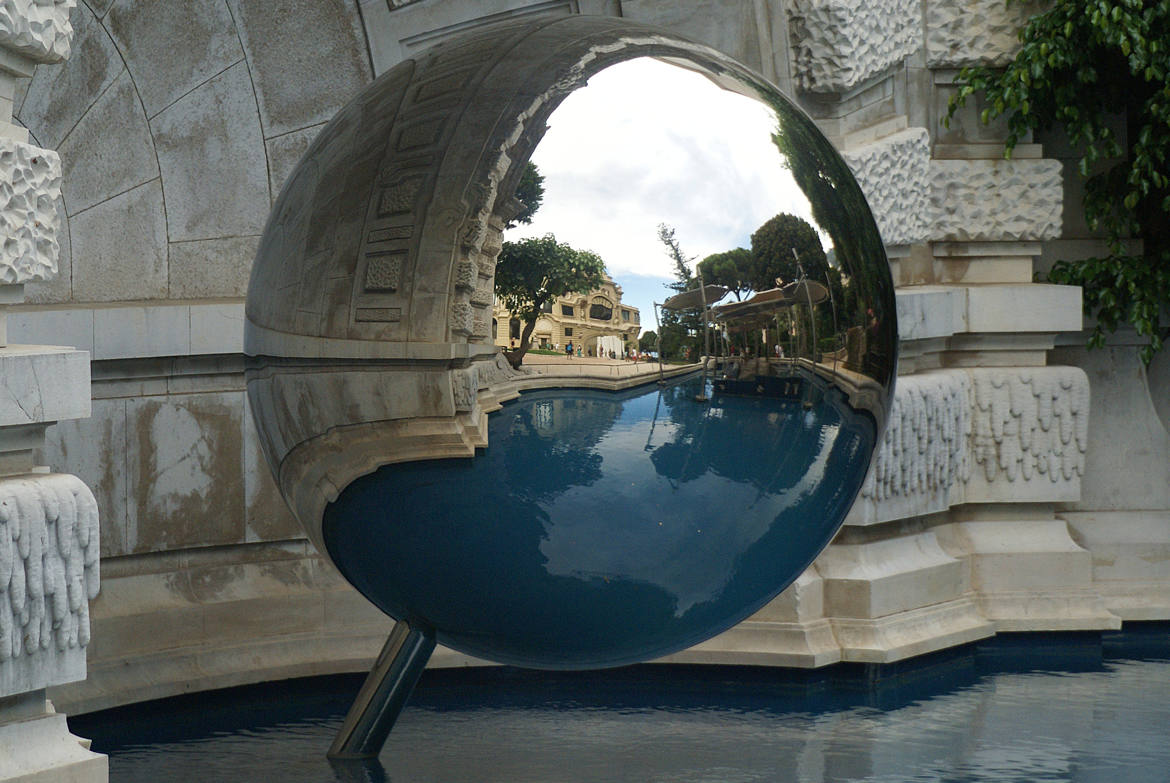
[654,302,666,386]
[695,270,711,402]
[328,620,436,760]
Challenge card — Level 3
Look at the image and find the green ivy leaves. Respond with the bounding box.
[947,0,1170,363]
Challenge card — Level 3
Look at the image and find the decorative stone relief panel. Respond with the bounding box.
[788,0,919,93]
[0,139,61,285]
[970,367,1089,486]
[0,473,99,691]
[842,128,931,247]
[926,0,1047,69]
[863,370,971,505]
[852,365,1089,524]
[929,159,1063,242]
[0,0,74,63]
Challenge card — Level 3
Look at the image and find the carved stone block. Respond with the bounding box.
[0,473,99,697]
[0,139,62,286]
[926,0,1048,69]
[852,365,1089,523]
[0,0,74,64]
[929,158,1063,242]
[788,0,919,93]
[843,127,931,247]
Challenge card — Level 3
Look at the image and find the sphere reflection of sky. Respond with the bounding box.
[506,57,825,328]
[324,374,875,669]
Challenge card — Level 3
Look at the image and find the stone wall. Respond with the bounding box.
[2,0,1164,717]
[0,0,107,778]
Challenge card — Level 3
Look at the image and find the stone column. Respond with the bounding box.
[0,2,106,781]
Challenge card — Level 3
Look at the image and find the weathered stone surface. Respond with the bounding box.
[968,367,1089,491]
[0,345,90,427]
[38,398,127,558]
[243,411,300,543]
[850,365,1089,524]
[150,62,267,242]
[265,123,322,201]
[105,0,244,118]
[69,179,166,302]
[842,127,930,246]
[228,0,370,138]
[623,0,762,75]
[0,0,74,64]
[926,0,1047,68]
[0,473,99,696]
[788,0,919,93]
[1052,345,1170,512]
[0,137,61,284]
[57,69,156,216]
[929,158,1063,242]
[168,235,259,299]
[190,302,245,355]
[125,391,245,554]
[0,709,107,781]
[23,196,69,302]
[16,3,120,150]
[859,370,970,519]
[92,304,189,360]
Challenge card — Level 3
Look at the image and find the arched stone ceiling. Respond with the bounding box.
[15,0,372,304]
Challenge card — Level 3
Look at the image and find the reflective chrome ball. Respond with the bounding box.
[245,16,897,669]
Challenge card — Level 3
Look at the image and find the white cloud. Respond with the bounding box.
[507,56,818,284]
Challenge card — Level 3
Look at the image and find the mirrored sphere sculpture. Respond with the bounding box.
[245,16,898,672]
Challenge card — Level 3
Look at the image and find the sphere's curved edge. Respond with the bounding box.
[243,12,898,670]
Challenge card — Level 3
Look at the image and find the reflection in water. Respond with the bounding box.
[80,631,1170,783]
[324,373,874,668]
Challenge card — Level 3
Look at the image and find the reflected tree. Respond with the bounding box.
[697,248,755,301]
[495,234,606,367]
[657,224,703,360]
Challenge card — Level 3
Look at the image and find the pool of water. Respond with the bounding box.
[323,373,876,668]
[73,626,1170,782]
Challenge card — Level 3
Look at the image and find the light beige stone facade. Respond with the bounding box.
[493,273,641,353]
[0,0,1160,737]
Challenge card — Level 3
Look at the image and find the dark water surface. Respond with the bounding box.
[323,375,875,668]
[73,626,1170,783]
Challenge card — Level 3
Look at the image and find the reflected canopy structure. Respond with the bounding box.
[244,14,896,758]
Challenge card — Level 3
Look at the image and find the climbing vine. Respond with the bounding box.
[947,0,1170,363]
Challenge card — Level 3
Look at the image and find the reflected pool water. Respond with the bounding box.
[73,626,1170,783]
[323,373,875,668]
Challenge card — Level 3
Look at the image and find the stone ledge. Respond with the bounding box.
[7,301,244,359]
[0,710,106,783]
[0,346,89,426]
[896,284,1082,342]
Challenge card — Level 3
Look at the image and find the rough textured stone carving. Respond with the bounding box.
[861,366,1089,511]
[929,159,1063,242]
[926,0,1047,68]
[788,0,919,93]
[843,128,931,247]
[0,139,62,285]
[971,367,1089,484]
[863,370,970,504]
[0,0,74,63]
[364,255,403,292]
[0,473,99,667]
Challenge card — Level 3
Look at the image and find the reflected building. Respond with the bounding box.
[493,272,640,352]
